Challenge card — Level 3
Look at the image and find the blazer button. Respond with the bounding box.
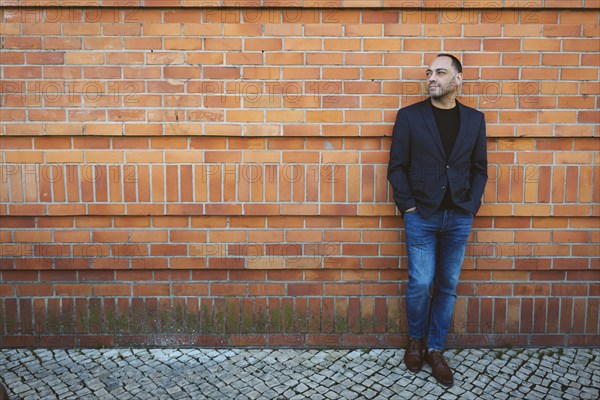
[442,186,446,190]
[446,165,450,169]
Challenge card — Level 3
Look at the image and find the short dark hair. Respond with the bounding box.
[437,53,462,74]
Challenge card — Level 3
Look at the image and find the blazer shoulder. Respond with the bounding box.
[458,101,485,119]
[398,99,429,115]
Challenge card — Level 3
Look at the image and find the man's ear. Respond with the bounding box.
[455,72,463,87]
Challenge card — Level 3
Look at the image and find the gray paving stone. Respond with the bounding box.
[1,347,598,399]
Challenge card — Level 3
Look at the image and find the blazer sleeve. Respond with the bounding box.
[387,109,416,214]
[468,113,488,213]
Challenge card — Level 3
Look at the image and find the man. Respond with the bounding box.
[387,54,488,387]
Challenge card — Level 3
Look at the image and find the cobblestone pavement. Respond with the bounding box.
[0,347,598,399]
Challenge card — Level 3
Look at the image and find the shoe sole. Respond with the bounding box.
[432,376,453,387]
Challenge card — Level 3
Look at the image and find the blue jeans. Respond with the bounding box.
[403,209,474,351]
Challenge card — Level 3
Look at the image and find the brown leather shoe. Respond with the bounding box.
[426,350,453,387]
[0,381,9,400]
[403,337,424,372]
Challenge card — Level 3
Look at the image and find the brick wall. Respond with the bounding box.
[0,0,598,348]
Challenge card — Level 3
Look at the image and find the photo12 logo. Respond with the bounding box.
[1,82,140,107]
[203,1,339,23]
[0,163,138,186]
[0,2,140,23]
[402,2,538,24]
[201,163,339,184]
[0,243,141,263]
[199,81,341,107]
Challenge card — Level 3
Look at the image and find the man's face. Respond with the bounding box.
[426,56,462,99]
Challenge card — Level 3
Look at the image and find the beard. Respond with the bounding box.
[428,80,457,99]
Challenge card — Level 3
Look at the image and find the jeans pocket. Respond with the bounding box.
[403,210,419,223]
[457,209,474,218]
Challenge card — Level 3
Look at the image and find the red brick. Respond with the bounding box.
[92,284,130,296]
[171,283,209,296]
[288,284,323,296]
[211,284,247,296]
[55,284,92,296]
[133,284,170,297]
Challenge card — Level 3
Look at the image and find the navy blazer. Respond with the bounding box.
[387,98,488,218]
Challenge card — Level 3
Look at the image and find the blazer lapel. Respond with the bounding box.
[448,101,471,162]
[419,100,446,157]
